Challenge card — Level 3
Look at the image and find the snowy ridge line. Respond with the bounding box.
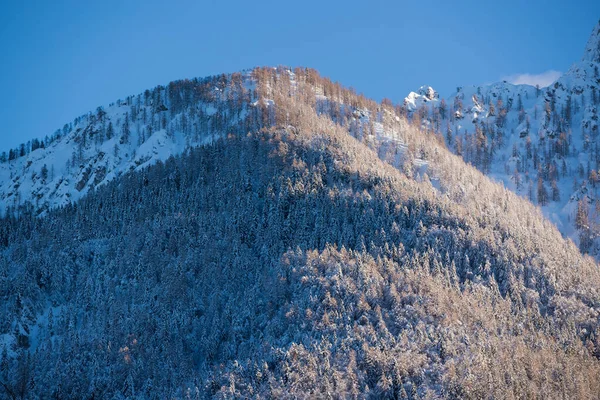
[403,20,600,256]
[0,70,259,216]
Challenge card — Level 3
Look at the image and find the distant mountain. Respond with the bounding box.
[582,20,600,64]
[403,86,439,112]
[405,20,600,257]
[2,66,600,398]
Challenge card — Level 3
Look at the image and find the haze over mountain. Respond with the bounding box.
[1,19,600,400]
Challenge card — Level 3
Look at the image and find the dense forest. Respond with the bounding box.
[1,67,600,398]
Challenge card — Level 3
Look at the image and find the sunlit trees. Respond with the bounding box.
[1,67,600,398]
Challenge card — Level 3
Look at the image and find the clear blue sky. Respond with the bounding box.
[0,0,598,151]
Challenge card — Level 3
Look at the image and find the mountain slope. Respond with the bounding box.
[406,20,600,257]
[582,20,600,64]
[1,67,600,398]
[0,72,257,216]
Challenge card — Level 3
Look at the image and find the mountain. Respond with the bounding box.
[1,66,600,398]
[582,20,600,64]
[405,20,600,257]
[403,86,439,112]
[0,72,256,216]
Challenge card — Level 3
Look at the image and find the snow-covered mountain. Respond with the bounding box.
[405,19,600,255]
[0,71,257,215]
[403,85,439,112]
[582,19,600,64]
[4,21,598,249]
[0,67,431,219]
[3,65,600,399]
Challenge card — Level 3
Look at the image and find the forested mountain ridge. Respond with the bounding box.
[1,66,600,398]
[405,20,600,257]
[0,71,257,216]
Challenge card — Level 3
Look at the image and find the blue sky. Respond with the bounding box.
[0,0,598,151]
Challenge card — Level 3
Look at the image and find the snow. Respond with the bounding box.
[404,86,439,112]
[1,23,599,258]
[0,73,254,216]
[582,20,600,63]
[402,22,600,255]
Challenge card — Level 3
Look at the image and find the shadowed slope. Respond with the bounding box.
[1,67,599,398]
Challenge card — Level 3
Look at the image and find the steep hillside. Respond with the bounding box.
[406,20,600,257]
[0,72,257,216]
[1,67,600,399]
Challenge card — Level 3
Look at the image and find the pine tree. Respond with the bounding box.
[488,101,495,117]
[106,121,114,140]
[590,170,598,189]
[121,114,130,144]
[537,178,548,206]
[517,94,525,124]
[576,199,589,230]
[580,227,593,253]
[513,169,522,190]
[551,179,560,202]
[439,98,447,120]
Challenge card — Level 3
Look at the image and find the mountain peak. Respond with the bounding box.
[404,86,439,111]
[416,85,439,100]
[581,19,600,63]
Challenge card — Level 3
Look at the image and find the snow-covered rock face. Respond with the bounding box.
[404,22,600,257]
[418,85,439,101]
[404,86,439,112]
[450,82,539,124]
[582,20,600,64]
